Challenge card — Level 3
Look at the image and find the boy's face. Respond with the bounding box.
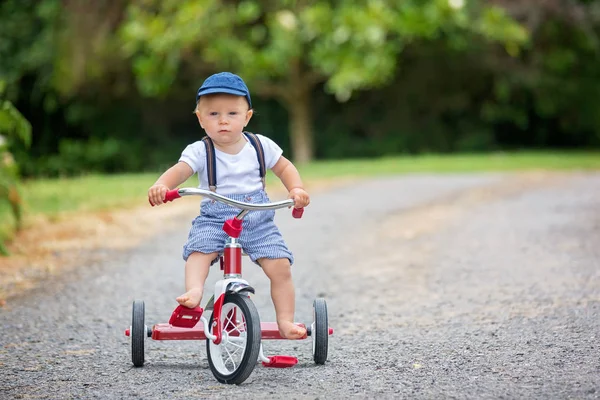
[195,94,253,145]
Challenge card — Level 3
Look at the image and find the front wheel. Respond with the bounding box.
[206,294,261,384]
[312,298,328,364]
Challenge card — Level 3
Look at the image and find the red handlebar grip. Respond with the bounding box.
[164,189,181,203]
[292,208,304,218]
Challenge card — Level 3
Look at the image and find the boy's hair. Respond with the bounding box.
[195,72,252,109]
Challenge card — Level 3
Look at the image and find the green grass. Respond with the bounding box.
[21,173,161,216]
[0,173,160,241]
[1,151,599,237]
[295,151,600,179]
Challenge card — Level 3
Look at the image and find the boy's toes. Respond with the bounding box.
[279,322,307,340]
[176,290,202,308]
[176,296,190,307]
[177,298,198,308]
[290,326,307,339]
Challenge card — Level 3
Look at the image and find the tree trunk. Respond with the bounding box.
[287,87,314,164]
[259,60,320,164]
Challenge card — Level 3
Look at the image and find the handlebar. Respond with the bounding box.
[161,188,304,218]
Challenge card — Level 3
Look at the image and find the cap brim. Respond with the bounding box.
[196,87,247,100]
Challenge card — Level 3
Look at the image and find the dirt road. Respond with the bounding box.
[1,172,599,399]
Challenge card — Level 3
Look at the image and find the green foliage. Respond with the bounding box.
[0,0,59,104]
[38,138,142,177]
[480,11,600,147]
[475,5,528,56]
[121,0,526,101]
[0,86,32,149]
[0,80,32,255]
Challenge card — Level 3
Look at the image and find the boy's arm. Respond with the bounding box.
[271,156,310,208]
[148,161,194,205]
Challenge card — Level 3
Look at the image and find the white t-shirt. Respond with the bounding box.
[179,134,283,196]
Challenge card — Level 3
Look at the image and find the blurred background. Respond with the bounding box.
[1,0,600,254]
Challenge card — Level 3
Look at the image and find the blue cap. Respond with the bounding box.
[196,72,252,108]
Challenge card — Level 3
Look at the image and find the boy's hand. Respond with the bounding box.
[148,184,169,206]
[288,188,310,209]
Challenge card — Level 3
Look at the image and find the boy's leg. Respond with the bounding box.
[176,251,217,308]
[259,257,306,339]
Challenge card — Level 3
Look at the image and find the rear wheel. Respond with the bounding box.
[206,294,261,384]
[312,298,328,364]
[131,300,145,367]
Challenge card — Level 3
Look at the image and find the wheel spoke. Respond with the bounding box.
[232,320,246,335]
[224,311,247,337]
[223,344,237,371]
[224,311,236,329]
[227,337,246,346]
[226,340,245,356]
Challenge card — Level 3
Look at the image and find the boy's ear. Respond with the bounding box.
[245,109,253,126]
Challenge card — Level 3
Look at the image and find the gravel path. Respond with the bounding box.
[1,172,599,399]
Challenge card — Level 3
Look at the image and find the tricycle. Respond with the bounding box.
[125,187,333,384]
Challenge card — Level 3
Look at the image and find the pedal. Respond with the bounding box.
[262,355,298,368]
[168,305,203,328]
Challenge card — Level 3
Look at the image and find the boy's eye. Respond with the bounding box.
[209,112,218,116]
[229,112,238,115]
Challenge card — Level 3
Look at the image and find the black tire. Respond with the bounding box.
[313,298,328,365]
[131,300,145,367]
[206,294,261,384]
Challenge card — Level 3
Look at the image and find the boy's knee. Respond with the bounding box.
[260,258,292,280]
[186,251,218,267]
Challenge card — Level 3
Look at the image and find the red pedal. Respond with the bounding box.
[262,355,298,368]
[169,305,203,328]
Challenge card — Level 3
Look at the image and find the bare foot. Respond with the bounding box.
[278,320,307,340]
[176,288,203,308]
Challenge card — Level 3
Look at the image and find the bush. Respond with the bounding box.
[0,80,31,255]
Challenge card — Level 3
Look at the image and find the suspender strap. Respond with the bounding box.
[243,131,266,189]
[201,136,217,192]
[202,133,267,192]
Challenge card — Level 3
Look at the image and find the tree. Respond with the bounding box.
[121,0,527,162]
